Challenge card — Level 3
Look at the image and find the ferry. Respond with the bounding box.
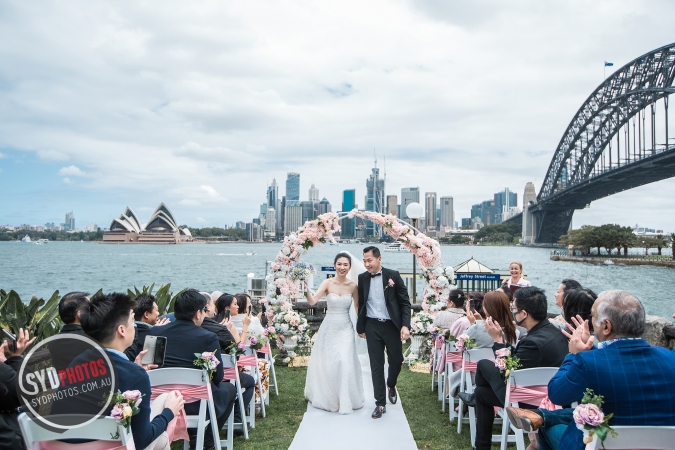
[384,242,408,252]
[21,235,32,243]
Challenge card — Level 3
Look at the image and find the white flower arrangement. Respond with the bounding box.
[410,311,435,336]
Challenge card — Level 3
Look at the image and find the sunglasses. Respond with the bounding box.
[202,306,210,312]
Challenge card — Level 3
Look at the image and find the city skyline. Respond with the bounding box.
[1,2,674,230]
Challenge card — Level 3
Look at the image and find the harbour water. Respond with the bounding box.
[1,242,673,320]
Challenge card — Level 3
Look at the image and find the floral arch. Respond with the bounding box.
[264,211,454,343]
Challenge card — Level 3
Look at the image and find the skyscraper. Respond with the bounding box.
[301,201,317,224]
[365,163,385,237]
[317,198,332,215]
[522,182,537,244]
[286,172,300,201]
[386,195,398,216]
[284,201,302,235]
[308,184,319,202]
[342,189,356,238]
[440,196,454,228]
[267,179,278,211]
[494,188,517,221]
[400,187,420,222]
[424,192,437,231]
[65,212,75,231]
[265,207,276,239]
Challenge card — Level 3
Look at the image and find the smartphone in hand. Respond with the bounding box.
[2,329,17,353]
[225,309,231,320]
[141,335,167,366]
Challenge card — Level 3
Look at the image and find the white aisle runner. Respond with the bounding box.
[289,353,418,450]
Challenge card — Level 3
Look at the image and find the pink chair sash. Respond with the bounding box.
[462,360,478,373]
[38,441,134,450]
[237,355,258,367]
[434,338,444,349]
[500,385,561,412]
[151,384,211,442]
[445,352,462,370]
[259,344,271,355]
[222,367,238,380]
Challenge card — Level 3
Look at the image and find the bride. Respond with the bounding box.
[302,252,365,414]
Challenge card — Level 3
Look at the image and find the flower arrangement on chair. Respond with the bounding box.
[455,334,476,353]
[193,350,220,380]
[494,347,522,380]
[574,388,617,446]
[109,390,143,433]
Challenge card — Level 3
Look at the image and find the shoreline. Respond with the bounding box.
[551,254,675,268]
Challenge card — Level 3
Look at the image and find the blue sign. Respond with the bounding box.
[456,273,501,281]
[321,266,336,272]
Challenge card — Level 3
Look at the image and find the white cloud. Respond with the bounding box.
[0,1,673,229]
[62,177,73,184]
[37,150,69,161]
[59,165,87,177]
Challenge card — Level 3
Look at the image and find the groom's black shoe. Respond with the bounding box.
[458,392,476,407]
[371,405,386,419]
[388,386,398,404]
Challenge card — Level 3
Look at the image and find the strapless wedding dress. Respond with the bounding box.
[304,293,365,414]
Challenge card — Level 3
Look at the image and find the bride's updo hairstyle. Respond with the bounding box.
[334,252,352,266]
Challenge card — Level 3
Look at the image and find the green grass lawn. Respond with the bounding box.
[172,363,522,449]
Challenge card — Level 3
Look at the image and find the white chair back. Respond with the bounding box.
[221,353,237,369]
[464,347,495,363]
[147,367,207,386]
[589,426,675,449]
[18,414,133,449]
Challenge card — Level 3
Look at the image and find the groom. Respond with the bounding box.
[357,246,411,419]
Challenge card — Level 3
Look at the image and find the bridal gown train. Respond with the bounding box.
[304,293,365,414]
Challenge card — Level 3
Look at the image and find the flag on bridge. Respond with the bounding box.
[604,61,614,67]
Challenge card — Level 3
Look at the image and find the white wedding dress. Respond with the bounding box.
[304,293,365,414]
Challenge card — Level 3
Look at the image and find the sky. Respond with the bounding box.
[1,0,674,231]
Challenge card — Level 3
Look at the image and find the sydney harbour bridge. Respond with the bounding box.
[506,43,675,244]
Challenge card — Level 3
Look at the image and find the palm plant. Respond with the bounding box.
[0,289,62,345]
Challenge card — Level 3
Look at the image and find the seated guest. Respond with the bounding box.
[125,294,170,361]
[449,290,518,398]
[0,329,36,450]
[49,291,90,371]
[214,294,251,344]
[57,291,90,334]
[149,289,237,448]
[201,294,255,425]
[558,288,596,332]
[231,293,264,335]
[450,291,483,338]
[507,290,675,450]
[432,289,467,330]
[550,279,583,328]
[80,293,184,450]
[458,287,568,450]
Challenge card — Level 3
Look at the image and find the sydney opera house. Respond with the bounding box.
[102,203,193,244]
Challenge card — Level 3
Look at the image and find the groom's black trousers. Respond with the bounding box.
[365,318,403,407]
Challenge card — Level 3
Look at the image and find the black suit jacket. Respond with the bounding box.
[356,267,411,334]
[493,319,568,369]
[148,319,227,416]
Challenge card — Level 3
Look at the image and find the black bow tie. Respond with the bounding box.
[370,272,382,278]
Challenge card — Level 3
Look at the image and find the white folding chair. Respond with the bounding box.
[261,344,278,397]
[496,367,559,450]
[18,413,134,449]
[238,348,266,418]
[431,340,443,392]
[222,353,251,439]
[588,426,675,449]
[456,348,496,447]
[442,341,462,419]
[147,367,226,450]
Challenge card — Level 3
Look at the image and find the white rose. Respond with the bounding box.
[280,324,289,332]
[282,247,291,255]
[437,276,449,287]
[433,267,444,277]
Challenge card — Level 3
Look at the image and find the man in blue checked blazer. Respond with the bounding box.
[506,290,675,450]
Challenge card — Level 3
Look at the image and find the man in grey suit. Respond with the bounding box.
[356,246,412,419]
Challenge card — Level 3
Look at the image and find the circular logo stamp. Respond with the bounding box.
[17,333,119,432]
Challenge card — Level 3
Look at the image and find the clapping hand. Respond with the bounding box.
[155,317,171,326]
[135,350,158,371]
[485,317,504,343]
[562,315,594,354]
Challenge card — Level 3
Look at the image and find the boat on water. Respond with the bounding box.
[383,242,408,252]
[245,251,257,256]
[21,235,32,243]
[37,239,49,244]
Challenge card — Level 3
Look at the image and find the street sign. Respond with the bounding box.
[456,273,501,281]
[321,266,335,272]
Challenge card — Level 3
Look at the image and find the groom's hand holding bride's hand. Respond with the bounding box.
[358,333,366,339]
[400,326,410,341]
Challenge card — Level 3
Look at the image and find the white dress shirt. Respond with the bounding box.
[366,271,391,320]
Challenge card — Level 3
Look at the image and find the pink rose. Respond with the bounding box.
[495,348,510,358]
[494,358,507,370]
[250,337,258,345]
[388,279,395,287]
[455,340,465,352]
[122,390,142,403]
[110,404,125,421]
[238,342,246,350]
[573,404,604,427]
